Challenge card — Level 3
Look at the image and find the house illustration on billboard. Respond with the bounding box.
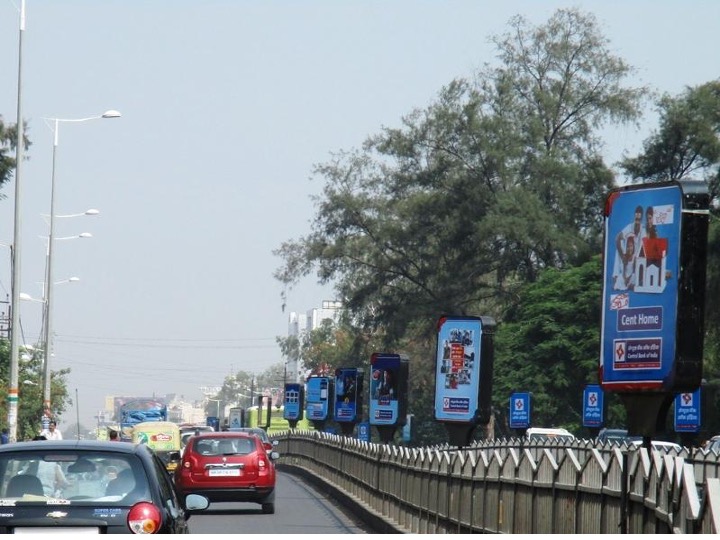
[634,236,669,293]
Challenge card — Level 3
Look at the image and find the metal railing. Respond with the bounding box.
[276,431,720,534]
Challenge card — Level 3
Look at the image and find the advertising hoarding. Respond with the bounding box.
[600,183,682,390]
[283,383,303,422]
[305,377,330,421]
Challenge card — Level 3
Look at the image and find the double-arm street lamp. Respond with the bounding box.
[41,110,120,419]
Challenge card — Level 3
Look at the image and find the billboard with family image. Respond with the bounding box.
[601,182,682,390]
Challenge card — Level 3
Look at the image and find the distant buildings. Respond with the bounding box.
[286,300,342,383]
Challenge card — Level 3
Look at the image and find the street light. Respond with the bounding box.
[40,110,120,420]
[7,0,27,443]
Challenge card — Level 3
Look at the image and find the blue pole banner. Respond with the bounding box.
[509,392,530,429]
[582,384,604,428]
[600,183,682,390]
[674,388,701,433]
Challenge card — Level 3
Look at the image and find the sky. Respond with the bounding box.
[1,1,718,431]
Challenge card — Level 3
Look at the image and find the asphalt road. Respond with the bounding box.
[187,470,372,534]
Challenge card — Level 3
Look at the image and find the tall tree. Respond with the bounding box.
[275,7,643,345]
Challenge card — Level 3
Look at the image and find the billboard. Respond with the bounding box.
[582,385,604,428]
[283,383,304,422]
[333,368,362,423]
[600,183,682,390]
[509,392,531,429]
[368,354,407,426]
[434,317,483,423]
[305,377,331,421]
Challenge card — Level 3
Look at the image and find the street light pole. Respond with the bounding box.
[7,0,27,442]
[41,110,120,420]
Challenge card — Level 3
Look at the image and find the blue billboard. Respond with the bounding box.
[600,184,682,390]
[369,354,401,426]
[582,384,604,428]
[305,377,330,421]
[433,317,483,422]
[674,388,701,433]
[333,368,361,423]
[283,383,303,421]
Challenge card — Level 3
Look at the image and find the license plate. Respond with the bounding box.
[208,469,240,477]
[14,528,100,534]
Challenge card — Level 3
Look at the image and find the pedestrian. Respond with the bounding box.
[0,428,9,444]
[108,429,120,441]
[40,421,63,441]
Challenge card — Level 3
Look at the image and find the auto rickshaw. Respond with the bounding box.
[131,421,182,474]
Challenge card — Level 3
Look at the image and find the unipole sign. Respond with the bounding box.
[283,383,304,429]
[305,377,331,430]
[599,179,709,438]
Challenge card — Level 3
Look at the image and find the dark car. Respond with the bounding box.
[174,432,278,514]
[0,439,209,534]
[228,427,278,453]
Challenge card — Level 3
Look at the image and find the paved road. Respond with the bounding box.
[188,470,371,534]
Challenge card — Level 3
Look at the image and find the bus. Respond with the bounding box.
[243,405,312,434]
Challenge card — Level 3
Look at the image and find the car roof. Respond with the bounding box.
[0,440,142,454]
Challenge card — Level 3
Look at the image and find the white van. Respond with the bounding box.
[526,427,575,442]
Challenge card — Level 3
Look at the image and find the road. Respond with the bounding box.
[187,470,372,534]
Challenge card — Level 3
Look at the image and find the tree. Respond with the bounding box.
[492,256,626,436]
[0,341,70,440]
[274,8,644,346]
[619,81,720,379]
[0,115,29,197]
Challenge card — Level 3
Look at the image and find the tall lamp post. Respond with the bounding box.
[41,110,120,420]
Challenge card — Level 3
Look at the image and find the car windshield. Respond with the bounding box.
[194,438,255,456]
[0,451,150,505]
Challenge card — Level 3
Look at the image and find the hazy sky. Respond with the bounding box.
[1,1,718,431]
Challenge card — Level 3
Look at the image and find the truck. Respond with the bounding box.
[118,398,168,441]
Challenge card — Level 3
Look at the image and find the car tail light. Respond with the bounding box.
[127,502,162,534]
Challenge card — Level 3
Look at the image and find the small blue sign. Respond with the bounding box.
[674,388,701,433]
[357,422,371,442]
[509,392,530,429]
[582,384,604,427]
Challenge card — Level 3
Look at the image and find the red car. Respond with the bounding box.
[174,432,278,514]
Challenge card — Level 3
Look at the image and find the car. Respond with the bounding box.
[174,432,279,514]
[228,427,279,453]
[0,439,209,534]
[703,435,720,453]
[596,428,640,445]
[525,427,575,442]
[179,425,215,455]
[631,439,683,452]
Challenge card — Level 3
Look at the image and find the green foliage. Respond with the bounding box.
[0,341,71,441]
[620,80,720,192]
[493,256,627,436]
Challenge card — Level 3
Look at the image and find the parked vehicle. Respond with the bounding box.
[0,439,208,533]
[525,427,575,442]
[174,432,278,514]
[228,427,278,453]
[596,428,641,445]
[132,421,182,474]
